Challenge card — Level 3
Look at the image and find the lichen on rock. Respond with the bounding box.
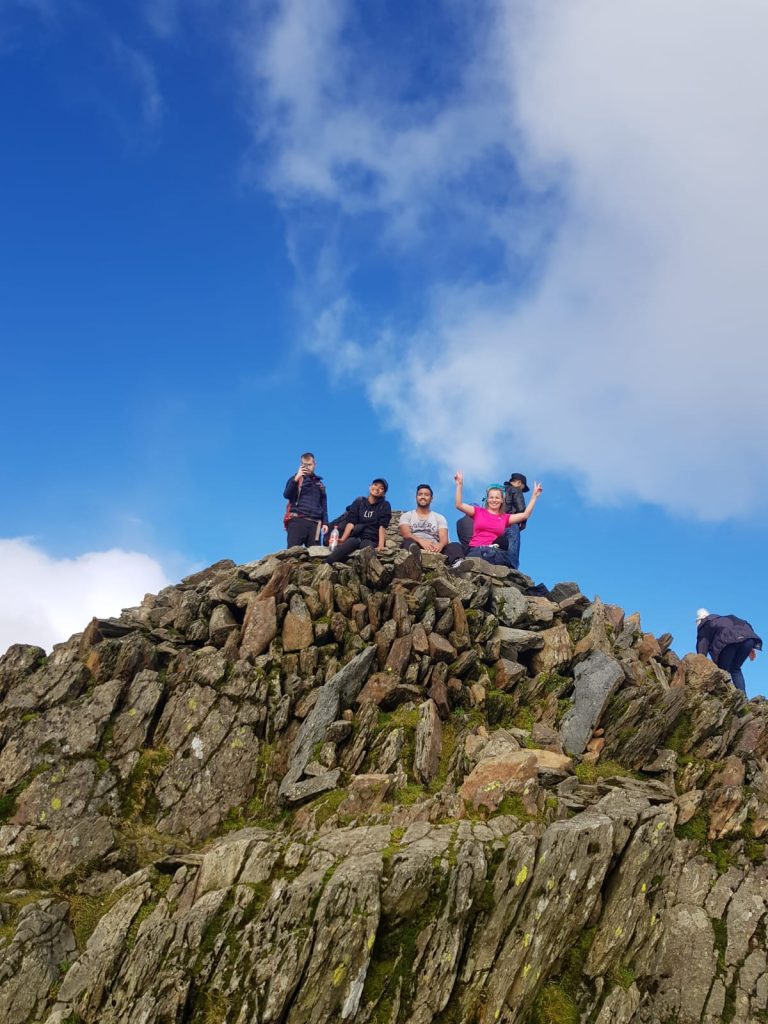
[0,527,766,1023]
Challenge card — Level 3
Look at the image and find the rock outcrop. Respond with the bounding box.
[1,526,767,1024]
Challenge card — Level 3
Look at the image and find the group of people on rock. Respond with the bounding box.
[283,452,763,695]
[283,453,542,571]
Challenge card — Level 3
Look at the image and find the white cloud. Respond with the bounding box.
[242,0,768,519]
[0,539,171,655]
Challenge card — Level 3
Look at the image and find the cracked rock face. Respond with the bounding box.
[1,527,767,1024]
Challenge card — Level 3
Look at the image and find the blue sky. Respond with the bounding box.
[2,0,767,696]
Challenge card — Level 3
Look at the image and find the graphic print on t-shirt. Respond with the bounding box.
[400,510,448,543]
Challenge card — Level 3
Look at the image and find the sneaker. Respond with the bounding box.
[450,558,465,569]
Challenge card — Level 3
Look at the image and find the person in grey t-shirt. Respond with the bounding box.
[398,484,451,554]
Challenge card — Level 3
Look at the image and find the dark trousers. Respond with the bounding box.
[400,539,423,557]
[402,537,466,566]
[325,537,376,564]
[286,518,322,548]
[442,542,465,565]
[717,639,756,694]
[467,545,514,567]
[503,524,521,569]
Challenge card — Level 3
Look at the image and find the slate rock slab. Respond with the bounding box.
[560,650,624,755]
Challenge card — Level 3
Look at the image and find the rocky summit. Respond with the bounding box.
[1,522,767,1024]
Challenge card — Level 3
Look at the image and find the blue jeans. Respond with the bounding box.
[503,525,521,570]
[467,546,514,568]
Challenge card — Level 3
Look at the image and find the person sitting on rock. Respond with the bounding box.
[453,470,542,568]
[399,484,451,555]
[282,452,328,548]
[325,478,392,564]
[695,608,762,694]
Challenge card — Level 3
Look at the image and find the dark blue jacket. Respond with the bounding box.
[284,474,328,525]
[697,614,762,663]
[503,483,527,531]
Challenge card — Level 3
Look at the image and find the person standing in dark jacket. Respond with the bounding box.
[326,479,391,564]
[502,472,529,570]
[696,609,762,694]
[283,453,328,548]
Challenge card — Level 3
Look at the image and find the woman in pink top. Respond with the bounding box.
[453,471,542,568]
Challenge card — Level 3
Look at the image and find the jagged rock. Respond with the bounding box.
[573,597,615,659]
[326,720,353,743]
[427,633,457,663]
[549,581,580,603]
[340,702,380,774]
[208,604,238,646]
[283,595,314,652]
[385,635,413,676]
[453,558,510,578]
[414,700,442,785]
[493,657,526,690]
[281,769,343,806]
[0,899,76,1024]
[490,626,544,661]
[529,622,573,675]
[491,587,527,627]
[341,774,395,815]
[279,646,376,799]
[524,596,556,626]
[655,904,718,1022]
[459,749,571,812]
[240,594,277,658]
[371,726,405,774]
[558,591,591,618]
[428,668,451,719]
[0,546,767,1024]
[594,984,640,1024]
[560,650,624,755]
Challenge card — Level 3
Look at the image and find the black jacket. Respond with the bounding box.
[283,474,328,525]
[503,482,527,531]
[697,614,762,663]
[345,496,392,543]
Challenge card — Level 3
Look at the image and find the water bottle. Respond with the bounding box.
[329,526,340,552]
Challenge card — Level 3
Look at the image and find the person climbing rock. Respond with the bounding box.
[695,609,762,694]
[399,484,451,555]
[325,478,392,564]
[453,471,542,568]
[282,453,328,548]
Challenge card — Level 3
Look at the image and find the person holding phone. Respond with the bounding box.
[283,453,329,548]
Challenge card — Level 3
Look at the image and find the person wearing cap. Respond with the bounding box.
[502,472,529,570]
[453,471,542,568]
[325,478,392,564]
[695,609,762,694]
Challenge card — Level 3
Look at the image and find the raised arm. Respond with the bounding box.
[507,481,543,524]
[454,471,476,516]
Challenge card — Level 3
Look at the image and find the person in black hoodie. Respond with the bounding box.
[283,453,329,548]
[696,608,762,694]
[502,472,529,570]
[326,478,391,564]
